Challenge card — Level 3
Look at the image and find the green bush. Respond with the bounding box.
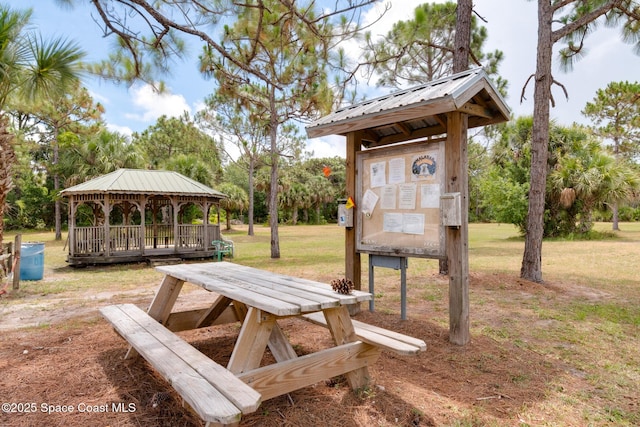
[618,206,640,222]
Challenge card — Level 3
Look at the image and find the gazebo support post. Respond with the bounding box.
[104,196,111,256]
[173,198,179,253]
[140,196,147,255]
[68,196,76,257]
[446,111,470,345]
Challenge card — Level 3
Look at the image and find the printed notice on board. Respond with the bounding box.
[398,183,417,210]
[370,161,386,188]
[380,185,397,209]
[420,184,440,208]
[362,189,379,217]
[388,158,405,184]
[383,213,403,233]
[403,213,425,235]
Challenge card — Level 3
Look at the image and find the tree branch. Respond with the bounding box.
[552,78,569,101]
[520,73,535,103]
[552,0,623,43]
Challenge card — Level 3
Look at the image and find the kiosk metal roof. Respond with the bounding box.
[306,68,510,147]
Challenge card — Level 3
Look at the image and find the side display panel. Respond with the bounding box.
[356,141,445,258]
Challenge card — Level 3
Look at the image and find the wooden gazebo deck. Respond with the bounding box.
[68,223,222,265]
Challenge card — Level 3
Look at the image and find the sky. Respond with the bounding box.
[7,0,640,158]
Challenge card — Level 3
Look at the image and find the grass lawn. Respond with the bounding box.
[1,222,638,426]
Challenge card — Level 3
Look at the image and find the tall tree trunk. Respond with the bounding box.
[248,157,255,236]
[268,86,280,258]
[612,137,620,231]
[54,133,62,241]
[521,1,553,283]
[453,0,472,71]
[439,0,473,276]
[0,116,16,250]
[612,202,619,231]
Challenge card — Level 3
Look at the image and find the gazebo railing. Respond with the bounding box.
[71,223,222,256]
[73,226,106,254]
[110,226,141,251]
[145,225,173,248]
[178,224,204,249]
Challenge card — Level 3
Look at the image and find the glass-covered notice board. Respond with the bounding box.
[356,140,445,258]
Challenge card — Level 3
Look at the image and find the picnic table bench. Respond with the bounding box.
[101,262,426,426]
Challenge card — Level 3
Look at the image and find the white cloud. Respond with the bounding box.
[87,89,110,106]
[125,84,192,122]
[193,100,208,115]
[362,0,416,35]
[105,123,134,137]
[306,135,346,159]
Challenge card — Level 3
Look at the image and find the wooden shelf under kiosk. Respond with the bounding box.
[368,254,409,320]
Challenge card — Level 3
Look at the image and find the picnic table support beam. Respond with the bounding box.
[196,295,233,328]
[267,324,298,362]
[147,275,185,323]
[238,341,380,401]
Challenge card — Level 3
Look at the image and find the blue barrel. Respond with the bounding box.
[20,242,45,281]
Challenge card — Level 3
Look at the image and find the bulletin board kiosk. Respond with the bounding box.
[307,68,510,344]
[356,141,447,320]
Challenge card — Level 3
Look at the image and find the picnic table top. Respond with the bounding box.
[155,262,372,317]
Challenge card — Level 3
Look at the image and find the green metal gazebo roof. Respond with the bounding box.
[60,169,226,199]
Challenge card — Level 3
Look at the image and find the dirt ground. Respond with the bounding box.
[0,271,623,427]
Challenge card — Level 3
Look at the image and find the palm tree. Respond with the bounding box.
[0,5,85,246]
[307,175,335,224]
[549,136,640,234]
[278,182,310,226]
[58,129,146,186]
[162,154,215,187]
[217,183,248,231]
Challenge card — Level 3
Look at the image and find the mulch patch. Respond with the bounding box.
[0,303,569,427]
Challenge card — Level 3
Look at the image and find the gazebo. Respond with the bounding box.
[60,169,227,266]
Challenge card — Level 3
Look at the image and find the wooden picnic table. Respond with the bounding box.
[101,261,426,426]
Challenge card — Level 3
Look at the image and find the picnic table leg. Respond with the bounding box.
[267,325,298,362]
[125,274,184,359]
[231,302,296,363]
[147,275,185,324]
[322,306,372,391]
[232,301,248,322]
[196,295,233,328]
[227,307,276,374]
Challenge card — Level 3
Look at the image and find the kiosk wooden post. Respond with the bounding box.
[345,131,362,291]
[446,112,470,345]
